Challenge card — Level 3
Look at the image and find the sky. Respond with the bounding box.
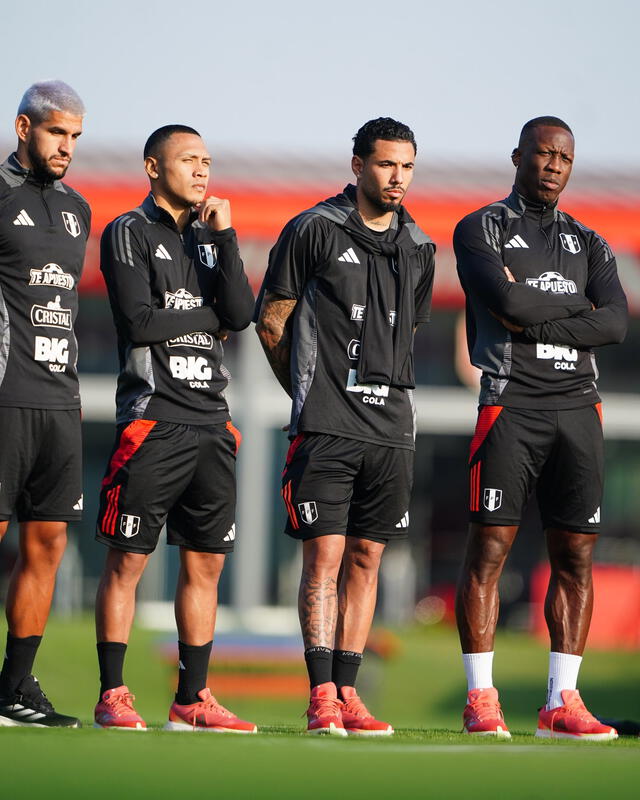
[1,0,638,168]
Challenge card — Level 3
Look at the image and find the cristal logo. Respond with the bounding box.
[167,332,214,350]
[526,271,577,294]
[165,288,203,310]
[30,296,72,330]
[29,263,74,290]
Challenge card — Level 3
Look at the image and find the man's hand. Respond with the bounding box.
[490,265,524,332]
[214,329,229,342]
[198,196,231,231]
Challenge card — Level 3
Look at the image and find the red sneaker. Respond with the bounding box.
[340,686,393,736]
[94,685,146,730]
[463,687,511,738]
[306,682,346,736]
[164,689,257,733]
[536,690,618,740]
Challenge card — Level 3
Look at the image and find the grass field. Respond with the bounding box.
[2,617,639,798]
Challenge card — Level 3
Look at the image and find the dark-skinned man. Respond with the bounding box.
[454,116,627,740]
[256,118,435,735]
[0,81,89,728]
[93,125,256,732]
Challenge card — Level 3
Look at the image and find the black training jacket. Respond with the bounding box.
[101,194,254,425]
[258,187,435,449]
[0,153,90,409]
[454,188,628,409]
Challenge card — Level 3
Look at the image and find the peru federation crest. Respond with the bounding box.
[298,501,318,525]
[198,243,218,268]
[559,233,581,254]
[120,514,141,538]
[483,488,502,512]
[61,211,81,238]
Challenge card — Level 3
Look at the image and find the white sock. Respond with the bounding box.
[462,652,494,691]
[546,651,582,709]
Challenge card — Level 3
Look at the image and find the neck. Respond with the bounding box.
[152,190,192,231]
[355,185,394,231]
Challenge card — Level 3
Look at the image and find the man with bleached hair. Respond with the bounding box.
[0,81,90,728]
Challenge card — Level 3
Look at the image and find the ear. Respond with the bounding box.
[15,114,32,143]
[511,148,521,167]
[351,155,364,180]
[144,156,159,180]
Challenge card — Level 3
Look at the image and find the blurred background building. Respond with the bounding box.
[1,146,639,645]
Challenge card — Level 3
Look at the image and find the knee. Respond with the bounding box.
[104,551,147,587]
[303,537,345,576]
[22,523,67,566]
[344,540,384,575]
[548,531,595,585]
[181,552,225,586]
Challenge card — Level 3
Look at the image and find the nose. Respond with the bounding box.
[390,164,404,184]
[194,162,208,177]
[545,154,563,173]
[59,135,74,155]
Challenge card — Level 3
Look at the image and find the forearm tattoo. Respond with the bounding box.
[255,293,297,397]
[299,571,338,649]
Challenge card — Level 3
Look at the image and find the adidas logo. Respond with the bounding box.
[504,235,528,249]
[338,247,360,264]
[223,523,236,542]
[588,507,600,524]
[395,512,409,529]
[13,209,35,226]
[73,495,83,511]
[155,244,172,260]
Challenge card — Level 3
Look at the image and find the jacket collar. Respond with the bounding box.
[141,192,198,231]
[505,186,559,223]
[3,152,58,188]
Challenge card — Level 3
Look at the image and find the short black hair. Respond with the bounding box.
[518,116,573,147]
[352,117,417,159]
[144,124,201,159]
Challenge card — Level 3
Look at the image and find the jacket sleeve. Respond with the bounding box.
[210,227,255,331]
[100,219,221,345]
[523,238,628,348]
[414,244,436,324]
[454,216,592,326]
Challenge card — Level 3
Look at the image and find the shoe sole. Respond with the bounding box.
[345,727,394,737]
[0,715,80,728]
[307,722,348,737]
[163,721,257,733]
[93,722,147,730]
[463,727,511,739]
[535,729,617,741]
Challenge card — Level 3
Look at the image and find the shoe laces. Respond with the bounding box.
[559,694,596,723]
[17,676,54,714]
[108,691,136,715]
[342,694,372,720]
[309,695,343,719]
[192,694,233,722]
[468,697,503,722]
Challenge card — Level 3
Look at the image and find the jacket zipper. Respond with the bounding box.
[539,206,552,248]
[41,187,54,225]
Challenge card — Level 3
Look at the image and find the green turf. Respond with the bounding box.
[1,617,638,798]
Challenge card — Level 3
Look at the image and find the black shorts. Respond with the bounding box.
[0,407,82,522]
[96,419,240,554]
[468,404,603,533]
[281,433,414,543]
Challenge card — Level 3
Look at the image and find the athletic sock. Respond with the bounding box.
[332,649,363,696]
[175,640,213,705]
[97,641,128,697]
[462,651,494,691]
[0,633,42,694]
[304,646,333,689]
[546,651,582,710]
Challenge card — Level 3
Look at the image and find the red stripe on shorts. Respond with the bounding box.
[226,420,242,454]
[469,406,503,464]
[281,479,299,530]
[102,484,121,536]
[470,461,481,512]
[101,419,157,489]
[595,402,603,426]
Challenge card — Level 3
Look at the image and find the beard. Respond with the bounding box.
[27,139,70,183]
[361,182,402,214]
